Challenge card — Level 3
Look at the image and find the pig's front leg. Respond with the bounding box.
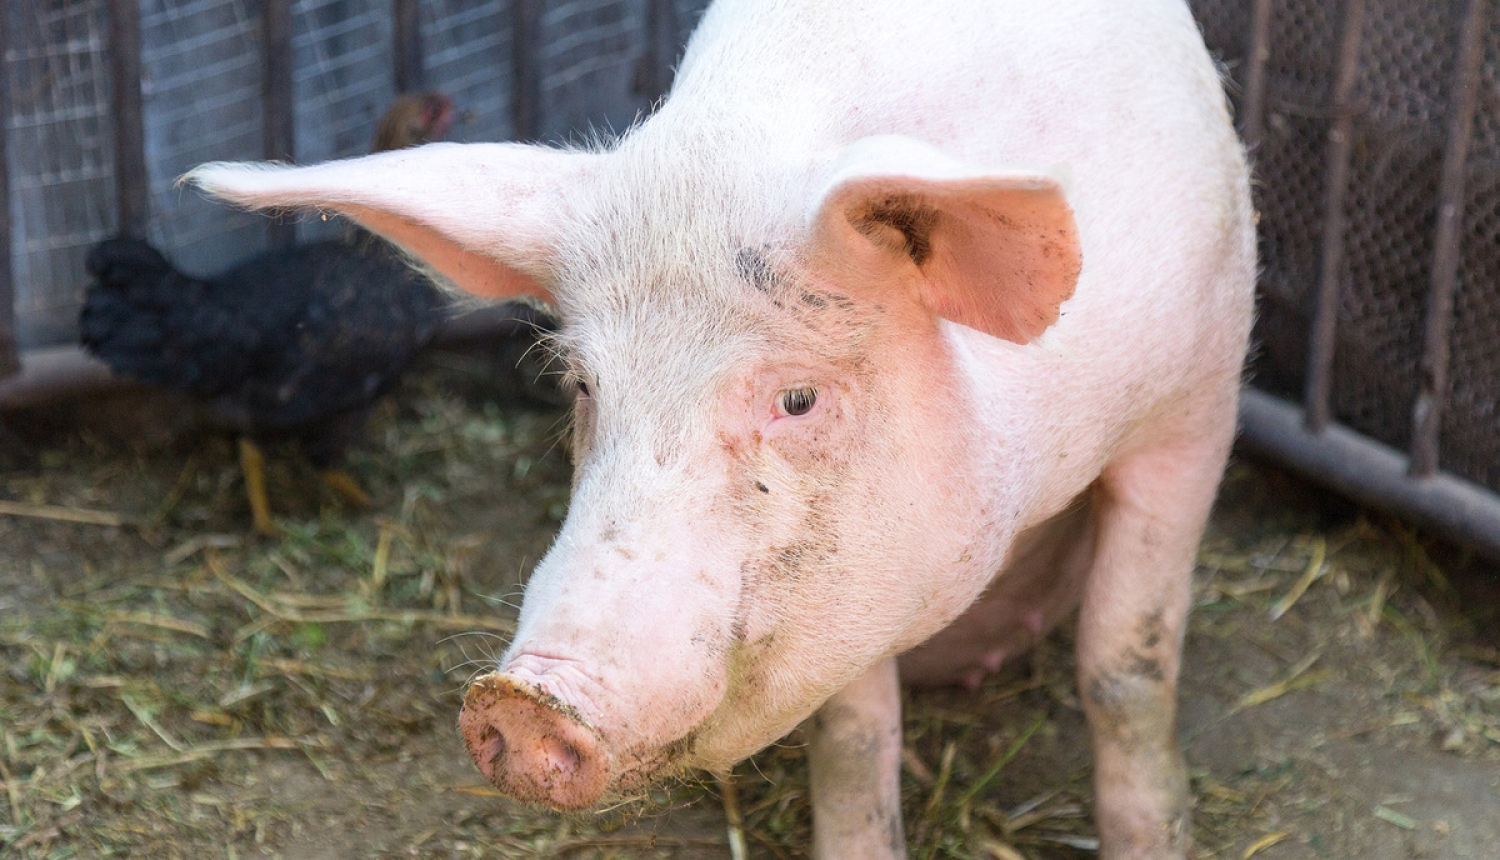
[1077,419,1234,860]
[807,656,906,860]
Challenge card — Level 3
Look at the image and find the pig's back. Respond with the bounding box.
[668,0,1251,344]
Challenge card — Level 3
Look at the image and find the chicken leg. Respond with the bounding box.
[318,469,373,509]
[237,437,277,536]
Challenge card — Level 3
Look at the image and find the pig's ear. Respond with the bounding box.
[808,136,1081,344]
[186,143,593,303]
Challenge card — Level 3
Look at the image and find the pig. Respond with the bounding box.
[188,1,1255,857]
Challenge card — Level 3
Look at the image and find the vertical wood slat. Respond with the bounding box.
[1303,0,1367,433]
[393,0,425,93]
[1241,0,1275,155]
[0,7,15,377]
[106,0,149,240]
[262,0,296,247]
[511,0,543,141]
[1409,0,1490,477]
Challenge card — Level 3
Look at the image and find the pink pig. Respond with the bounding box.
[190,1,1254,856]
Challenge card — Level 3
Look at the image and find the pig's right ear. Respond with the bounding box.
[186,143,594,303]
[807,136,1081,345]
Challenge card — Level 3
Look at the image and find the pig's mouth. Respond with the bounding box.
[459,671,698,810]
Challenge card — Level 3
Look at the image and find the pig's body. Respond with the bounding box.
[189,2,1255,857]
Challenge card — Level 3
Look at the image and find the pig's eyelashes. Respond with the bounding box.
[777,387,817,417]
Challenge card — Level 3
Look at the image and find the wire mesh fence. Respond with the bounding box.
[1,0,709,350]
[1192,0,1500,553]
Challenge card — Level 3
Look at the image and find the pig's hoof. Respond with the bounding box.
[459,672,610,810]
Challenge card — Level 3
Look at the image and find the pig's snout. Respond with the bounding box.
[459,672,611,810]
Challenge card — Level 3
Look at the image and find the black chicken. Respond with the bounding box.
[80,93,459,534]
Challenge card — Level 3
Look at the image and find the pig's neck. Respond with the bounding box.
[946,322,1104,546]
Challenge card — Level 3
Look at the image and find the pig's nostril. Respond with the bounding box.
[474,726,507,782]
[542,737,581,773]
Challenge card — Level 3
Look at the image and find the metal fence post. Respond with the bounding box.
[1303,0,1367,433]
[1409,0,1489,478]
[635,0,679,102]
[106,0,149,240]
[511,0,543,141]
[263,0,295,248]
[0,8,14,378]
[394,0,426,93]
[1240,0,1275,156]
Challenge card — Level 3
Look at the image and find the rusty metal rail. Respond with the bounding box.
[1240,389,1500,559]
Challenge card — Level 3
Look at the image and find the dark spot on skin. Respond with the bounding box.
[799,291,828,308]
[888,811,906,856]
[756,482,769,494]
[1085,675,1120,712]
[855,195,940,266]
[776,541,812,570]
[1124,650,1166,682]
[1140,608,1165,650]
[734,247,782,293]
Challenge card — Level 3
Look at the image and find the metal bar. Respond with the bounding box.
[262,0,296,247]
[393,0,425,93]
[1239,389,1500,561]
[106,0,149,239]
[1303,0,1367,433]
[634,0,679,102]
[0,306,553,411]
[0,6,17,378]
[1409,0,1489,477]
[0,346,122,410]
[1241,0,1275,155]
[511,0,543,141]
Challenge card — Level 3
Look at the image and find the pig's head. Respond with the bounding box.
[188,132,1080,808]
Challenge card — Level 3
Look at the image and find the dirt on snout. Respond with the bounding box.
[0,348,1496,859]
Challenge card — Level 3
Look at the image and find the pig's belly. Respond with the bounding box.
[898,494,1096,688]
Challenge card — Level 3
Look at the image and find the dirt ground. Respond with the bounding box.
[1,347,1496,859]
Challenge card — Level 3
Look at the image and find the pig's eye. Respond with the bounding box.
[574,379,590,397]
[778,387,817,416]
